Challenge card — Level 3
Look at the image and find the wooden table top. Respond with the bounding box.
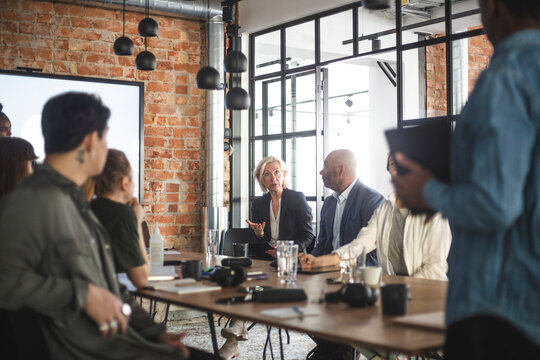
[137,252,447,355]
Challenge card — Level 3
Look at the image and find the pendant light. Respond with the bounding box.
[136,38,156,70]
[138,0,158,37]
[363,0,391,10]
[114,0,134,55]
[196,0,221,90]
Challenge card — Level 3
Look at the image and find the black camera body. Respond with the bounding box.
[209,266,247,287]
[325,283,379,307]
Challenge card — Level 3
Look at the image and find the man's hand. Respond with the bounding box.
[84,283,129,337]
[299,253,316,267]
[392,152,434,209]
[245,219,266,238]
[157,332,189,358]
[127,197,144,223]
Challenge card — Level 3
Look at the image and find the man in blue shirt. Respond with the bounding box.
[311,149,384,266]
[393,0,540,358]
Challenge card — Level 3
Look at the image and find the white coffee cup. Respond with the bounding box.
[360,266,382,286]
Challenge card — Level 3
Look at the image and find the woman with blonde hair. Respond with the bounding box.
[220,156,315,359]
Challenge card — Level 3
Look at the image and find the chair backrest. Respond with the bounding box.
[141,220,150,248]
[220,228,253,256]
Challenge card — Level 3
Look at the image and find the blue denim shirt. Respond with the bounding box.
[424,30,540,345]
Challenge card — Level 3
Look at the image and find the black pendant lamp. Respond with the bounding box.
[224,50,247,73]
[226,87,250,110]
[136,38,156,70]
[138,0,158,37]
[114,0,134,55]
[363,0,391,10]
[196,66,220,90]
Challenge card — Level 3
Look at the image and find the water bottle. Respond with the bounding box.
[149,223,164,267]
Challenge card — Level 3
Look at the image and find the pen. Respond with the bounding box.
[292,306,304,319]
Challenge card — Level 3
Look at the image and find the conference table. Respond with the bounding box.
[136,252,447,358]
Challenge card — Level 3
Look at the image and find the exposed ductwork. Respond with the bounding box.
[78,0,222,20]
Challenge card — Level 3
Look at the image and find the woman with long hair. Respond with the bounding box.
[0,136,37,197]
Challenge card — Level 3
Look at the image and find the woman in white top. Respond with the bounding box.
[300,156,452,281]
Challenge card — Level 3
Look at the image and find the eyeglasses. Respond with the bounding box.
[262,169,282,178]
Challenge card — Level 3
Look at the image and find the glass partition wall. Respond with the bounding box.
[248,0,488,232]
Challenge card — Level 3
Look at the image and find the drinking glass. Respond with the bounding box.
[206,229,219,256]
[276,240,294,281]
[284,244,299,285]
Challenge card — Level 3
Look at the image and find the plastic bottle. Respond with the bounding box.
[149,223,164,267]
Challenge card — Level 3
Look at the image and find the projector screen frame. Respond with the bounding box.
[0,69,145,202]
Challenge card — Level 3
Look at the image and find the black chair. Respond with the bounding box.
[220,228,252,256]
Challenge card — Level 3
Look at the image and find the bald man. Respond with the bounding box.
[311,150,384,265]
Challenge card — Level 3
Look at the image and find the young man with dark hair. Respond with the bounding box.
[0,92,214,359]
[393,0,540,358]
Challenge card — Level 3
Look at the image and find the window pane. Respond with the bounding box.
[452,35,493,115]
[286,21,315,68]
[357,6,396,52]
[286,136,316,196]
[400,2,446,45]
[325,56,396,196]
[452,0,481,34]
[266,79,282,135]
[402,43,447,120]
[254,80,263,136]
[253,140,263,197]
[255,30,281,76]
[320,10,353,62]
[286,72,316,133]
[267,140,282,160]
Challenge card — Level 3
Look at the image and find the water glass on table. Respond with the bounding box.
[284,244,299,285]
[206,229,219,256]
[276,240,294,281]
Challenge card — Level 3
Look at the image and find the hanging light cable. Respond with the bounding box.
[113,0,134,56]
[138,0,158,37]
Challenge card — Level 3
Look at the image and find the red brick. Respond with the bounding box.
[86,7,115,19]
[20,22,51,35]
[161,225,179,236]
[85,53,116,65]
[173,150,199,160]
[148,81,174,93]
[109,66,123,78]
[167,193,179,203]
[168,204,178,212]
[144,136,166,147]
[147,170,174,180]
[167,183,180,192]
[152,204,167,213]
[54,3,85,16]
[151,182,164,192]
[93,19,122,32]
[71,17,92,28]
[22,1,53,13]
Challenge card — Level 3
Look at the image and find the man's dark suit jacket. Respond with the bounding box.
[251,188,315,253]
[311,180,384,265]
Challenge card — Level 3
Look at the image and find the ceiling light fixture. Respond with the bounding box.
[138,0,158,37]
[114,0,134,56]
[136,38,156,70]
[363,0,391,10]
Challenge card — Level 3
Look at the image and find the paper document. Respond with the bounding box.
[149,265,177,281]
[158,283,222,295]
[261,307,320,319]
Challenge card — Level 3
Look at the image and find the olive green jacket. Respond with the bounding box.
[0,165,183,360]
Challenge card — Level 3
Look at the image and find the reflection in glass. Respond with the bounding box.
[255,30,280,76]
[267,140,282,161]
[286,73,316,133]
[325,57,396,196]
[286,137,316,195]
[320,10,353,62]
[286,21,315,68]
[254,81,263,136]
[266,80,282,135]
[402,44,447,120]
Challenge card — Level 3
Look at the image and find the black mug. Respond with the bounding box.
[181,260,202,281]
[381,284,409,316]
[232,243,249,257]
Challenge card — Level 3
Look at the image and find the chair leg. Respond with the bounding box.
[263,325,275,360]
[207,311,219,356]
[162,303,170,323]
[248,322,256,331]
[279,328,285,360]
[285,329,290,344]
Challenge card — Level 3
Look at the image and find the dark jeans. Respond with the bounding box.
[444,315,540,360]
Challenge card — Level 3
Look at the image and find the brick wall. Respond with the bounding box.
[0,0,206,251]
[425,31,493,114]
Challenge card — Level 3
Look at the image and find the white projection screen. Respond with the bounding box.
[0,70,144,201]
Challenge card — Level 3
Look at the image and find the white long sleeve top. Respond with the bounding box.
[333,193,452,281]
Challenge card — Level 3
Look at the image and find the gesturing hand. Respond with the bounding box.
[245,219,266,238]
[157,332,190,358]
[298,253,315,267]
[127,197,144,223]
[84,283,129,337]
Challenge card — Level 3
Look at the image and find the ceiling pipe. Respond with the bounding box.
[74,0,222,19]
